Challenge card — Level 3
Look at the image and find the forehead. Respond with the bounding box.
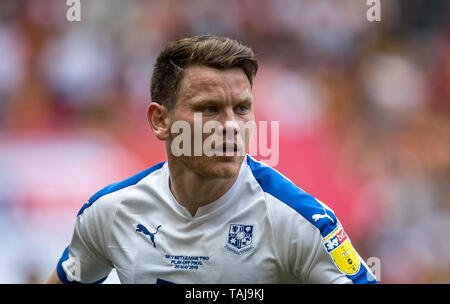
[178,65,252,102]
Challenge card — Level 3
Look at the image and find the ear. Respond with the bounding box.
[147,102,171,141]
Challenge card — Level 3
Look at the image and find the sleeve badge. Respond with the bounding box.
[323,227,360,275]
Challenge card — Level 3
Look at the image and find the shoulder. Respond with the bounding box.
[245,155,338,238]
[245,156,378,283]
[76,161,166,218]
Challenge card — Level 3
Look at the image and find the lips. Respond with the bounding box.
[213,143,239,156]
[221,143,237,153]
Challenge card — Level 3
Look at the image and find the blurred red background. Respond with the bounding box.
[0,0,449,283]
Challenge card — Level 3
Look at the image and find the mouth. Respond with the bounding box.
[214,143,239,157]
[223,143,237,153]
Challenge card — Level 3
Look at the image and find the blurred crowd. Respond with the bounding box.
[0,0,449,283]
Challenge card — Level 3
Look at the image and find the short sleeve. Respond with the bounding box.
[294,219,378,284]
[56,197,115,284]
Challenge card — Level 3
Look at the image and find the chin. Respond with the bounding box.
[208,160,241,178]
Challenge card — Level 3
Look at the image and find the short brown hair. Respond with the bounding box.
[150,35,258,110]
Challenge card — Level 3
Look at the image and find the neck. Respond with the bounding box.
[167,159,240,217]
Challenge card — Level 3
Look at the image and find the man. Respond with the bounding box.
[45,35,377,284]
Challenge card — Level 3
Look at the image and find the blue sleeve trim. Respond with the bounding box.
[56,246,108,284]
[77,161,166,216]
[347,263,378,284]
[56,246,71,284]
[156,278,176,284]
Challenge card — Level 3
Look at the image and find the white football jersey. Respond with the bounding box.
[57,155,377,284]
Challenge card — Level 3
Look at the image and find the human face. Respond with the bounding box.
[167,65,255,179]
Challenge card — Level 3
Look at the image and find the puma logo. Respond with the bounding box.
[312,208,334,223]
[136,223,161,248]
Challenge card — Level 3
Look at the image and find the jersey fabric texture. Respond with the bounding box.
[56,155,377,284]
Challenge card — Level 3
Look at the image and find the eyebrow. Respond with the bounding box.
[191,95,253,107]
[192,98,223,107]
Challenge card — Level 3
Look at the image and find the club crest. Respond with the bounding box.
[224,224,254,255]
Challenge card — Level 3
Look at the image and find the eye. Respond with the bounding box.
[235,104,250,114]
[203,106,218,114]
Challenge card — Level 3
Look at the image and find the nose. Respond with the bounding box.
[221,109,239,140]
